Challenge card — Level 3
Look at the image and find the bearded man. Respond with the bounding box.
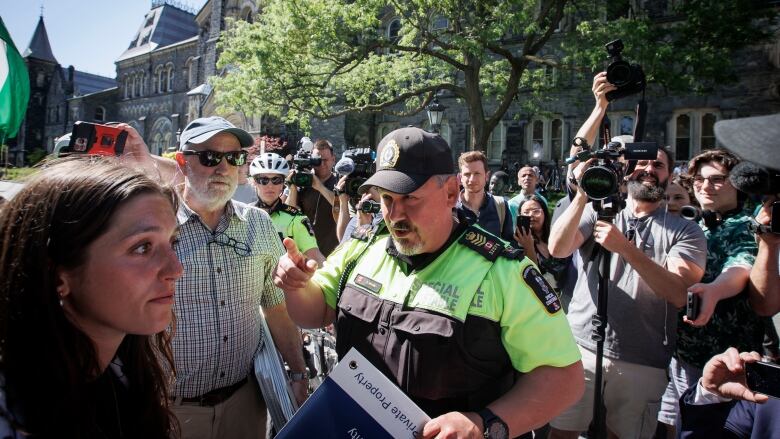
[547,144,707,439]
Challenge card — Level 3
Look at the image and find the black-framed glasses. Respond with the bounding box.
[209,232,251,256]
[253,175,285,185]
[181,149,248,167]
[693,174,728,188]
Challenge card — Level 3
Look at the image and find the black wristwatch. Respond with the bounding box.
[477,408,508,439]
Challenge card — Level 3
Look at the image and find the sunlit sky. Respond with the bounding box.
[1,0,208,78]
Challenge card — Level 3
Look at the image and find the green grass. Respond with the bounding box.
[1,167,37,181]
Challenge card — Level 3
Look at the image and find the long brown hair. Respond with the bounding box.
[0,157,178,437]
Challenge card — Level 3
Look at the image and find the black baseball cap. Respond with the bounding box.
[714,113,780,170]
[178,116,254,150]
[359,127,454,194]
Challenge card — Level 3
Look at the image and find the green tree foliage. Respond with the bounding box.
[214,0,774,150]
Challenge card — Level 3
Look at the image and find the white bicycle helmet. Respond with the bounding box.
[250,153,290,176]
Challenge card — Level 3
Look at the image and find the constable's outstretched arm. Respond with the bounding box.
[273,238,337,328]
[422,361,584,438]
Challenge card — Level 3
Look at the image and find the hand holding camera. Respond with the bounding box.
[592,72,617,109]
[701,347,770,403]
[604,39,646,102]
[513,217,536,264]
[683,283,720,327]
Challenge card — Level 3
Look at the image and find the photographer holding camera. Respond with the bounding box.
[287,138,340,256]
[547,72,707,439]
[713,114,780,317]
[658,149,763,437]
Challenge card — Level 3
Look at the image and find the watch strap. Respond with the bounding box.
[477,408,508,439]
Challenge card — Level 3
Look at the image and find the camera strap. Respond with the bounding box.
[625,92,648,176]
[599,114,612,149]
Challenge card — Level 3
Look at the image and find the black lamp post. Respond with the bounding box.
[426,97,446,133]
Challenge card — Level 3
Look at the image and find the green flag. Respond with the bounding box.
[0,16,30,140]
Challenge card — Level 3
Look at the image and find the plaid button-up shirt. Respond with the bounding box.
[171,199,285,398]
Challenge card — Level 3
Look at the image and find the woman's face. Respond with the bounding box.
[252,172,285,205]
[520,200,545,234]
[59,193,183,342]
[665,182,690,214]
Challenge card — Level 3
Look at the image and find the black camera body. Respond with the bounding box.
[359,199,381,214]
[569,141,658,200]
[605,39,646,102]
[342,147,376,198]
[290,150,323,187]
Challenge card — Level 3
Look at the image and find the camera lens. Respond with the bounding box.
[680,205,701,222]
[346,177,366,197]
[580,166,619,200]
[606,61,632,86]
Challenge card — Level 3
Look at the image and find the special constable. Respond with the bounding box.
[275,127,584,438]
[250,153,326,267]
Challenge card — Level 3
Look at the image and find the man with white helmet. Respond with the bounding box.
[250,153,326,267]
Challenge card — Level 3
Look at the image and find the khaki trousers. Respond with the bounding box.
[171,379,267,439]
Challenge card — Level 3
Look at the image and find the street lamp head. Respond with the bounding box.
[426,97,446,133]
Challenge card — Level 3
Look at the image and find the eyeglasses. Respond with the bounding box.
[180,149,248,167]
[693,174,728,188]
[209,232,250,256]
[521,208,544,217]
[253,175,285,185]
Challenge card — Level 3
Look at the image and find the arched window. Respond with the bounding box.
[531,120,544,160]
[152,133,162,156]
[155,66,164,93]
[551,118,563,163]
[675,114,691,161]
[137,72,145,97]
[153,66,160,93]
[94,106,106,122]
[185,57,197,89]
[387,18,401,45]
[166,64,174,92]
[132,75,138,98]
[150,117,173,156]
[701,113,717,150]
[123,76,130,99]
[163,132,173,152]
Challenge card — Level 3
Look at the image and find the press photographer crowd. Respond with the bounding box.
[2,46,780,439]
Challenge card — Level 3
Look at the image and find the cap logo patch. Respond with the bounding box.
[380,140,400,168]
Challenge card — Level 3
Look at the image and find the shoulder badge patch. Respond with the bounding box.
[522,265,561,314]
[283,204,302,215]
[350,223,374,241]
[501,245,525,260]
[459,228,502,261]
[301,217,316,237]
